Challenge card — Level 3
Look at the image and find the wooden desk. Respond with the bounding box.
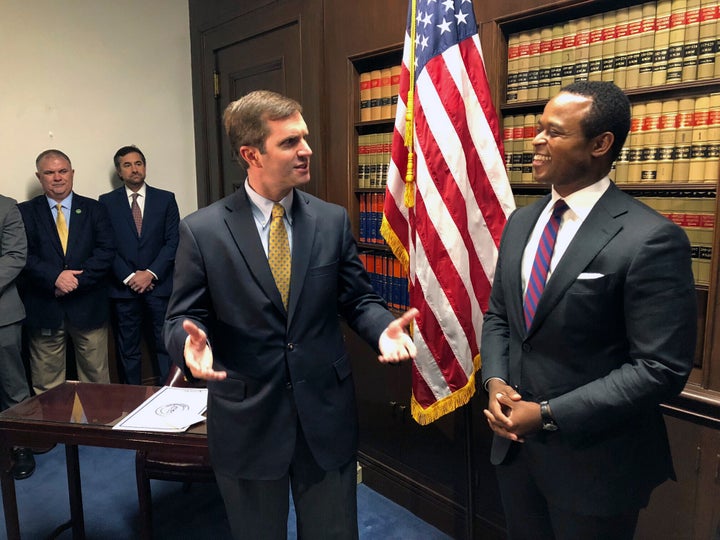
[0,381,208,540]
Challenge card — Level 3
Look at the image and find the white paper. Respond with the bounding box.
[112,386,208,432]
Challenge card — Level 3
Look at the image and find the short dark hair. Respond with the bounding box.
[113,145,146,169]
[223,90,303,168]
[559,81,631,162]
[35,149,71,169]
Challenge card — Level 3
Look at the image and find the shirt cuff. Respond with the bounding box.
[483,377,507,392]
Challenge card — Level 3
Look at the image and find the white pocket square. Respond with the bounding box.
[577,272,604,280]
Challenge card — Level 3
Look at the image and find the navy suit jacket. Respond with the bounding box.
[164,188,394,480]
[481,183,696,515]
[99,185,179,298]
[18,193,115,330]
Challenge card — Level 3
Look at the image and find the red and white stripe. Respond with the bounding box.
[382,30,515,425]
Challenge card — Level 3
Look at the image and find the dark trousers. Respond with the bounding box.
[495,443,639,540]
[112,295,171,385]
[215,422,358,540]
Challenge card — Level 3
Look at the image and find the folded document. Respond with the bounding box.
[112,386,208,432]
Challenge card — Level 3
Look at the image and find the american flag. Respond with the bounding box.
[381,0,515,425]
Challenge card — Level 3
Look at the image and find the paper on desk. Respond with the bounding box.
[112,386,208,432]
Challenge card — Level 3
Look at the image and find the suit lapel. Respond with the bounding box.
[139,186,159,241]
[223,189,287,315]
[287,191,315,324]
[528,184,627,334]
[66,195,86,255]
[508,196,550,332]
[37,196,66,258]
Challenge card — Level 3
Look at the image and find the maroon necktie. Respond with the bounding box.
[131,193,142,235]
[523,200,568,330]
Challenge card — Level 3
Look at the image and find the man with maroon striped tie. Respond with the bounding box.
[481,81,696,540]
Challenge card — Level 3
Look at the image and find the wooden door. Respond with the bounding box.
[189,0,324,207]
[215,24,302,197]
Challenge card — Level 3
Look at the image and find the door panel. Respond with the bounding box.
[216,23,301,197]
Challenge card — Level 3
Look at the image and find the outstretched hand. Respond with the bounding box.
[378,308,419,363]
[182,319,227,381]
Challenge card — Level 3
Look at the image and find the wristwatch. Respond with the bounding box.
[540,400,558,432]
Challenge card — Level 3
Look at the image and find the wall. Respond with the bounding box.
[0,0,197,217]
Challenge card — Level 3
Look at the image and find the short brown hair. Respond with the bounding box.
[35,149,72,169]
[223,90,302,168]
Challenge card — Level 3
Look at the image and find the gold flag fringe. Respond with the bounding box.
[410,352,482,425]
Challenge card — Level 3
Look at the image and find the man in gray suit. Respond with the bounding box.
[481,81,696,539]
[0,194,35,479]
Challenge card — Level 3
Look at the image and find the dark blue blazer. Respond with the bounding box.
[481,183,696,515]
[164,188,394,480]
[18,193,115,330]
[99,185,179,298]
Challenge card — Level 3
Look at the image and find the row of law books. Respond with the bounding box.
[357,132,392,189]
[503,93,720,185]
[506,0,720,104]
[638,192,714,284]
[358,192,387,245]
[359,252,410,311]
[513,191,715,285]
[359,66,401,122]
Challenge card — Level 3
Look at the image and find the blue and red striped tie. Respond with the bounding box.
[524,199,568,330]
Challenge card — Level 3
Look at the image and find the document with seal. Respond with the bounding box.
[112,386,208,432]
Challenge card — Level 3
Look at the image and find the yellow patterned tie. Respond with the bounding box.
[56,203,68,254]
[268,203,291,309]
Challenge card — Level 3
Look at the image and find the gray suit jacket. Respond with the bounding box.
[164,188,394,480]
[0,195,26,327]
[481,182,696,515]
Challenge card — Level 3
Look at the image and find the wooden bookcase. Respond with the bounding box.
[349,48,406,311]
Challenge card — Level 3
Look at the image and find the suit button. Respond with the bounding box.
[285,382,293,390]
[522,343,531,352]
[287,343,294,351]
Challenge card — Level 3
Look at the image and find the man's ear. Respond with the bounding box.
[239,146,261,168]
[591,132,614,158]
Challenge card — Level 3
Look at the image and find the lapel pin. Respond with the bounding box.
[75,209,82,214]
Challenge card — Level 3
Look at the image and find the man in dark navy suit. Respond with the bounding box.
[481,81,696,540]
[19,150,115,394]
[165,90,418,540]
[100,146,179,385]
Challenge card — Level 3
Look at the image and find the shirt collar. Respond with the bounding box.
[47,192,73,210]
[244,178,294,228]
[125,183,147,200]
[549,176,610,221]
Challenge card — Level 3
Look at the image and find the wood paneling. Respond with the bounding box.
[189,0,323,207]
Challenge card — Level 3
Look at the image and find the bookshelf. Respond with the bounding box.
[350,47,408,311]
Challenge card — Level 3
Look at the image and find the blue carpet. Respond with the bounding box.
[3,445,451,539]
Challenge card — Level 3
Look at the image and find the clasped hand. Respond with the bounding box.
[55,269,82,296]
[483,380,542,442]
